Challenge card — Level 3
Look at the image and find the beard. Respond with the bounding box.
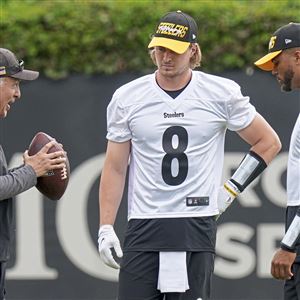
[281,68,294,92]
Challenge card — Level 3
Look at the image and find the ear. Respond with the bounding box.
[190,45,196,56]
[295,50,300,64]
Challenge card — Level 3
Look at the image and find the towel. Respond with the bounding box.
[157,251,189,293]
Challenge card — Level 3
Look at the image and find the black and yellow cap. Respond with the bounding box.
[254,23,300,71]
[148,10,198,54]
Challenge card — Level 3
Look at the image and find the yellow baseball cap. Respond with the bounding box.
[148,10,198,54]
[254,23,300,71]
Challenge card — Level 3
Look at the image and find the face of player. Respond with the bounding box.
[154,45,195,81]
[271,48,300,92]
[0,77,21,118]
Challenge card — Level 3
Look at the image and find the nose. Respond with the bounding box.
[163,49,173,61]
[271,65,278,76]
[14,85,21,99]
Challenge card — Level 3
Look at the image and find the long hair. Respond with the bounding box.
[149,43,202,69]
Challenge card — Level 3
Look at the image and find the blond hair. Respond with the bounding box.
[149,43,202,69]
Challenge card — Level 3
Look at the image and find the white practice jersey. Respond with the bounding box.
[287,114,300,206]
[106,71,256,220]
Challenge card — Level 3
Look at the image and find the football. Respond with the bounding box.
[28,132,70,200]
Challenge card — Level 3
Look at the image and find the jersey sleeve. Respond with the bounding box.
[225,84,256,131]
[287,115,300,205]
[106,90,132,142]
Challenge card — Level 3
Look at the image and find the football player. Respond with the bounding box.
[98,11,282,300]
[255,22,300,299]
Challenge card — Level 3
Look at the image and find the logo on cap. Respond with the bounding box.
[268,36,277,50]
[0,66,6,76]
[285,38,292,44]
[156,22,188,38]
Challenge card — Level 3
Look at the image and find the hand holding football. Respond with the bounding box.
[28,132,70,200]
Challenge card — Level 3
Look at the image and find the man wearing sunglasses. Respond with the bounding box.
[0,48,66,300]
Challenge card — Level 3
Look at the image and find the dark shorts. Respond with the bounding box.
[284,263,300,300]
[118,251,215,300]
[0,262,6,300]
[284,206,300,300]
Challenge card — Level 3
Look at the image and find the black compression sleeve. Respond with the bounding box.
[230,151,267,192]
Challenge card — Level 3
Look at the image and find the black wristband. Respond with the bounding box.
[280,243,297,253]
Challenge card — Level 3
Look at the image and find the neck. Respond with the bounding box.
[156,69,192,91]
[294,72,300,89]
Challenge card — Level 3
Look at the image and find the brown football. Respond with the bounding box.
[28,132,70,200]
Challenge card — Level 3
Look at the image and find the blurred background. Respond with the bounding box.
[1,0,300,299]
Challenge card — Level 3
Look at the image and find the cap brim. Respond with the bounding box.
[11,69,39,80]
[254,50,282,71]
[148,37,190,54]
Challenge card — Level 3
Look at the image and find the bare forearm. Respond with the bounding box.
[218,114,282,215]
[99,164,127,225]
[250,136,281,164]
[239,114,281,164]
